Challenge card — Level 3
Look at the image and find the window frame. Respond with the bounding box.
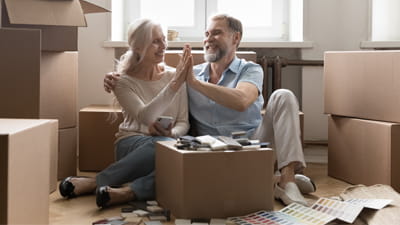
[112,0,291,42]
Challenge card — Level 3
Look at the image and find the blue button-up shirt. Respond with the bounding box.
[188,57,264,137]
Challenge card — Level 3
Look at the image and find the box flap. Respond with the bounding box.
[5,0,86,27]
[79,0,110,14]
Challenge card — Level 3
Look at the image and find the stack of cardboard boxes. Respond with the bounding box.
[324,51,400,192]
[0,0,108,191]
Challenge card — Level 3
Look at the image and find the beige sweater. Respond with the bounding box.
[113,69,189,141]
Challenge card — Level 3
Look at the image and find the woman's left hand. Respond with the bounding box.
[148,122,173,137]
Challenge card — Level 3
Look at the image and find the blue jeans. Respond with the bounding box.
[96,135,173,200]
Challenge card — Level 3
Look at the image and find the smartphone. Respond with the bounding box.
[156,116,173,129]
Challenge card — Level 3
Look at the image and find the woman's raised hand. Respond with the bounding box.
[170,44,193,91]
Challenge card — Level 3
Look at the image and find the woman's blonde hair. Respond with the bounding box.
[109,18,160,123]
[117,18,159,74]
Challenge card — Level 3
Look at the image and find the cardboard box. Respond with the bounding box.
[0,31,78,129]
[58,127,78,179]
[0,119,58,225]
[328,115,400,192]
[165,50,257,67]
[79,105,123,171]
[324,51,400,123]
[1,0,108,51]
[41,52,78,129]
[155,141,275,218]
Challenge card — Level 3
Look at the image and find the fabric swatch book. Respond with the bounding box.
[228,198,392,225]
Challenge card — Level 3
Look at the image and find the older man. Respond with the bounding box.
[184,14,312,206]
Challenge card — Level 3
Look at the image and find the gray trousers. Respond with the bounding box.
[96,135,173,200]
[252,89,306,172]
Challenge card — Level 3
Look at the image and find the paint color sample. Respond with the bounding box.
[228,203,336,225]
[227,198,392,225]
[280,203,336,225]
[345,198,392,210]
[311,198,363,223]
[229,210,301,225]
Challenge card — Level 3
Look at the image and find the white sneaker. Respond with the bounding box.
[274,173,317,194]
[274,182,308,206]
[295,174,316,194]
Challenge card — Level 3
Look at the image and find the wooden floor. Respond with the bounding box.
[49,144,353,224]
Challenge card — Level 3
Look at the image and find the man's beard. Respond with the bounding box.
[204,46,226,62]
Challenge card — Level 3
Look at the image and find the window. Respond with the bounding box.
[112,0,297,42]
[208,0,287,41]
[371,0,400,41]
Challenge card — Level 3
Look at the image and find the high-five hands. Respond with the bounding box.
[104,44,193,93]
[170,44,193,91]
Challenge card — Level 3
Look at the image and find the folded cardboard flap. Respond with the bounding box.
[1,0,109,51]
[5,0,86,26]
[4,0,108,27]
[79,0,110,14]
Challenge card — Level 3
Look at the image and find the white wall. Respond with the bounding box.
[78,0,114,110]
[301,0,369,141]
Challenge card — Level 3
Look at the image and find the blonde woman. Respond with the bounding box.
[59,18,192,208]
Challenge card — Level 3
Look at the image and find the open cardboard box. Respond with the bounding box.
[0,0,109,51]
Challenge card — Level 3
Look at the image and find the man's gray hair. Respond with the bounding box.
[211,14,243,47]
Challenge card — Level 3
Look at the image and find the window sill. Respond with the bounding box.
[360,41,400,49]
[103,40,314,49]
